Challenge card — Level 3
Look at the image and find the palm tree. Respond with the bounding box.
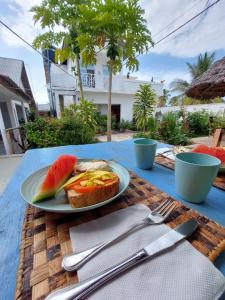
[158,89,170,107]
[187,52,215,79]
[170,51,215,97]
[133,84,156,132]
[169,96,179,106]
[170,79,190,98]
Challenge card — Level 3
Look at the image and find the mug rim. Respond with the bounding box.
[176,152,221,167]
[134,138,157,146]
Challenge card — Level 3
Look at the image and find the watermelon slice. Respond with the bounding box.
[192,144,225,165]
[32,155,77,202]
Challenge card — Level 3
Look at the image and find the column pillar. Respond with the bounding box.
[0,107,12,155]
[21,101,28,123]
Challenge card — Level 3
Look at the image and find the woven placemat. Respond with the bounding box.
[15,172,225,300]
[155,155,225,191]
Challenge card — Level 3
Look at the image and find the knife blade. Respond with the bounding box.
[46,219,198,300]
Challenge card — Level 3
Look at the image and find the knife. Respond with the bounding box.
[46,219,198,300]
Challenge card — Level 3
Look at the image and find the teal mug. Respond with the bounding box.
[175,152,220,203]
[134,139,157,170]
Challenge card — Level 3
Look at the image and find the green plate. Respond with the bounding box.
[21,159,130,213]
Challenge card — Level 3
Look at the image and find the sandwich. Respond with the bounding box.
[63,170,120,208]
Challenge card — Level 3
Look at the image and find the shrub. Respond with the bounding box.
[133,131,155,139]
[95,113,117,133]
[95,113,107,133]
[63,99,97,131]
[58,115,96,145]
[119,119,137,131]
[187,111,210,137]
[25,99,98,148]
[146,116,158,139]
[209,115,225,133]
[24,117,61,148]
[156,112,189,145]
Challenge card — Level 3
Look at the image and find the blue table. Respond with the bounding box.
[0,140,225,300]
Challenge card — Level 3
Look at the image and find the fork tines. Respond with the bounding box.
[152,199,176,217]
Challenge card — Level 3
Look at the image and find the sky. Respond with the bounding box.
[0,0,225,103]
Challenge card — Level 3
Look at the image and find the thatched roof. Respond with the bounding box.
[186,56,225,99]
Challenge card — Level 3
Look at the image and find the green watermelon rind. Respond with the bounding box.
[32,174,72,203]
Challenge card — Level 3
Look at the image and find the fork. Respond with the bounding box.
[62,199,176,272]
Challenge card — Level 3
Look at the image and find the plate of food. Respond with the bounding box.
[191,145,225,173]
[21,155,130,213]
[156,145,225,173]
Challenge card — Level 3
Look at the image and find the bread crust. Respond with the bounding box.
[66,177,120,208]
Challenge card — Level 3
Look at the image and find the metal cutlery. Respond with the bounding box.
[62,199,176,272]
[46,219,198,300]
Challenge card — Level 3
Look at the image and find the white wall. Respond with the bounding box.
[51,54,164,96]
[84,91,134,121]
[155,103,225,116]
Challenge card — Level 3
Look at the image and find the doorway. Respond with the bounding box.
[111,105,121,125]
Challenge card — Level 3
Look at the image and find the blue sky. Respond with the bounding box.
[0,0,225,103]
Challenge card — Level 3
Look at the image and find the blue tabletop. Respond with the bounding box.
[0,139,225,300]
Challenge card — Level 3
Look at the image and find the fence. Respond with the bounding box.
[2,127,27,155]
[155,103,225,116]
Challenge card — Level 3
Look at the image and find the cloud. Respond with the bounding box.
[2,0,224,58]
[141,0,225,57]
[0,0,42,49]
[134,70,191,89]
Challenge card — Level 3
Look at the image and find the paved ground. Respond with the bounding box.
[191,136,225,147]
[97,132,225,146]
[97,131,134,142]
[0,155,23,194]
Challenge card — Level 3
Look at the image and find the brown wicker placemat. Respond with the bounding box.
[15,172,225,300]
[155,155,225,191]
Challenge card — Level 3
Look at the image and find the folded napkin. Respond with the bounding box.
[70,204,225,300]
[156,147,175,160]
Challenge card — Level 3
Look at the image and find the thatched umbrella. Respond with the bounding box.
[186,56,225,99]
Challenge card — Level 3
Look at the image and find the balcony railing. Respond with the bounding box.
[81,73,95,88]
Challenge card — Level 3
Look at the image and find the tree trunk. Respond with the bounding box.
[107,64,113,142]
[75,54,84,99]
[143,107,146,132]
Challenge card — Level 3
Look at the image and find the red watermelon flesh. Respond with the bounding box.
[32,155,77,202]
[192,145,225,164]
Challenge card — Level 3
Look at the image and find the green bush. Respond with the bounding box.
[146,116,158,139]
[187,111,210,137]
[95,113,107,133]
[25,99,97,148]
[119,119,137,131]
[95,113,117,133]
[119,119,130,131]
[209,115,225,133]
[133,131,156,139]
[58,115,96,145]
[25,117,61,148]
[133,113,189,145]
[157,112,189,145]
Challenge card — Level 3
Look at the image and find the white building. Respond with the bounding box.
[42,48,164,122]
[0,57,35,155]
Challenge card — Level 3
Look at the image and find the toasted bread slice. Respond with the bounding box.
[66,177,119,208]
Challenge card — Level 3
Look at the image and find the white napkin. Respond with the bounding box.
[70,204,225,300]
[156,147,175,160]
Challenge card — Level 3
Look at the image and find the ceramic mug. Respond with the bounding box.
[175,152,220,203]
[134,139,157,169]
